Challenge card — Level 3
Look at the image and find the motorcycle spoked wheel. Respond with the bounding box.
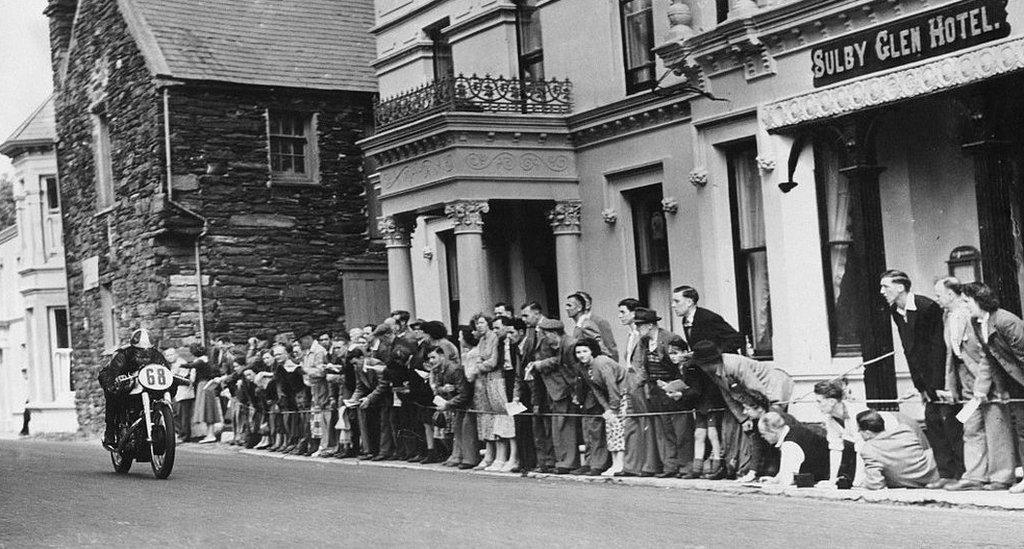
[149,401,176,479]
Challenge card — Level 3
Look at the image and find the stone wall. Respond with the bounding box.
[51,0,172,432]
[51,2,384,433]
[167,85,383,343]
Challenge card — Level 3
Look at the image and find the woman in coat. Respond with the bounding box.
[573,337,627,476]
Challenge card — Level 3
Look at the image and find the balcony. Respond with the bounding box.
[374,74,573,131]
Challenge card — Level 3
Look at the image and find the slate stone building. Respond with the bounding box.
[46,0,387,431]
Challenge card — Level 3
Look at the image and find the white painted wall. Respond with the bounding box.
[0,228,27,434]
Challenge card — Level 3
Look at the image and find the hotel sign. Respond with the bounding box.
[811,0,1010,87]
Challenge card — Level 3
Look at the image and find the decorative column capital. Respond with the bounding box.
[548,200,582,235]
[445,200,489,234]
[378,216,411,248]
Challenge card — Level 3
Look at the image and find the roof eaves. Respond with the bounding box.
[0,139,54,158]
[0,96,55,156]
[117,0,171,77]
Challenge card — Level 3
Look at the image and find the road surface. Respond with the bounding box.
[0,439,1018,547]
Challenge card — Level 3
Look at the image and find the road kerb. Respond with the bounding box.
[234,447,1024,510]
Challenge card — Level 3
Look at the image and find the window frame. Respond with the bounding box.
[90,110,115,210]
[48,306,71,350]
[43,175,60,212]
[814,140,864,357]
[515,0,544,83]
[425,19,454,82]
[267,110,319,185]
[618,0,656,95]
[626,185,671,308]
[725,140,773,358]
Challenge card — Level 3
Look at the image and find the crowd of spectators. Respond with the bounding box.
[158,276,1024,493]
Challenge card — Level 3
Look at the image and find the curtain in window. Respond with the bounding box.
[817,144,860,350]
[733,148,772,353]
[623,0,653,69]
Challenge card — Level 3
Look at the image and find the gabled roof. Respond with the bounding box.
[118,0,377,93]
[0,95,56,158]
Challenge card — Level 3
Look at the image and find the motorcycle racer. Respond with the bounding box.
[98,328,170,450]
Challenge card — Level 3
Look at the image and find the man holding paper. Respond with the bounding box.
[962,282,1024,494]
[935,278,1015,492]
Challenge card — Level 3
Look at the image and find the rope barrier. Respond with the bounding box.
[237,395,1024,420]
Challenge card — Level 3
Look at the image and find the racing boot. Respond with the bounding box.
[102,427,118,452]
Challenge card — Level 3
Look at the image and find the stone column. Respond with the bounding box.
[379,216,415,317]
[445,201,489,324]
[548,200,583,324]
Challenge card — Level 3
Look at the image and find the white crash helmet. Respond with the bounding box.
[130,328,154,349]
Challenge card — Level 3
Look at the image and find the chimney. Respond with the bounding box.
[44,0,77,89]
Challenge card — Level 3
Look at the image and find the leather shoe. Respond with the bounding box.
[639,471,656,478]
[925,478,953,489]
[613,471,639,477]
[944,479,985,491]
[569,466,591,475]
[458,463,476,470]
[553,468,572,475]
[655,471,677,479]
[371,454,393,461]
[983,482,1012,491]
[532,466,555,474]
[585,469,603,476]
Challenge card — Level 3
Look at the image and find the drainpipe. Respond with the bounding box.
[162,86,208,345]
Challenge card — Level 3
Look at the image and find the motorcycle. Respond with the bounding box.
[109,363,187,479]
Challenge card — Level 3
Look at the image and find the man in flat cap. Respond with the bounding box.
[526,317,580,474]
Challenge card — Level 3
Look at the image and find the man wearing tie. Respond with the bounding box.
[520,302,556,473]
[671,286,744,354]
[881,270,964,488]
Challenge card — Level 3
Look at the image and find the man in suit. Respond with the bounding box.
[576,291,619,359]
[527,318,580,474]
[614,298,648,477]
[881,270,964,487]
[936,278,1016,491]
[671,286,744,354]
[566,292,615,357]
[630,308,688,478]
[857,409,939,490]
[962,282,1024,493]
[520,302,556,472]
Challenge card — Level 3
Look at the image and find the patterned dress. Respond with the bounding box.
[475,331,516,440]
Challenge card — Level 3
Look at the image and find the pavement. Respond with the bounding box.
[1,438,1022,548]
[234,445,1024,512]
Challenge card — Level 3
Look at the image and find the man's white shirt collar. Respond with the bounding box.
[897,292,917,318]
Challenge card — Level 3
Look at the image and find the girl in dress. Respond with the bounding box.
[471,314,516,471]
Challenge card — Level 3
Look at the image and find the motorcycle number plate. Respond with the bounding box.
[139,364,173,391]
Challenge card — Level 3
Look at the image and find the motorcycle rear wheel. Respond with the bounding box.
[149,401,176,479]
[110,449,132,474]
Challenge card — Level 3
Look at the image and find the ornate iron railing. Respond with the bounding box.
[374,74,573,129]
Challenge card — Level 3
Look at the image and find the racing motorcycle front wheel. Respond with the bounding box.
[149,401,176,479]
